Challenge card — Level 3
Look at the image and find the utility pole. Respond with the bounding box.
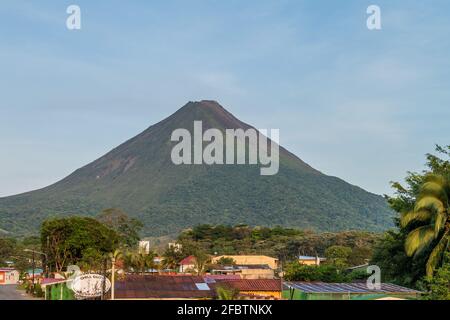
[101,258,107,300]
[46,236,50,277]
[111,256,116,300]
[32,250,35,292]
[24,249,48,294]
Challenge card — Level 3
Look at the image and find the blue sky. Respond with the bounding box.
[0,0,449,197]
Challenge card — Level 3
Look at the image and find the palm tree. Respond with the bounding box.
[216,285,239,300]
[126,250,156,275]
[401,173,450,278]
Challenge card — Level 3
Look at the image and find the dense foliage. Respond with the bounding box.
[283,263,363,282]
[372,145,450,294]
[0,236,41,271]
[422,253,450,300]
[96,208,143,248]
[171,224,379,265]
[41,216,120,272]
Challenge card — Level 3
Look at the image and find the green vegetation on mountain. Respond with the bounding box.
[0,100,393,237]
[169,224,379,264]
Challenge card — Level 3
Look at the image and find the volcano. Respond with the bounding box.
[0,100,393,236]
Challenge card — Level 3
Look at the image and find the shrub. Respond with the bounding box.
[284,263,349,282]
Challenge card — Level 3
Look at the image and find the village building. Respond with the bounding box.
[0,268,20,285]
[179,255,197,273]
[211,255,279,270]
[210,264,275,279]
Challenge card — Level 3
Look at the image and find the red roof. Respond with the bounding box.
[180,255,196,265]
[41,278,66,286]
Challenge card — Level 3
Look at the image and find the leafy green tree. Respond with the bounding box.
[0,237,16,266]
[215,257,236,266]
[372,145,450,286]
[325,245,352,268]
[422,253,450,300]
[162,246,184,270]
[41,217,119,272]
[79,247,106,272]
[371,230,424,286]
[216,285,239,300]
[284,263,347,282]
[124,250,157,274]
[193,250,210,276]
[348,247,372,266]
[96,208,143,247]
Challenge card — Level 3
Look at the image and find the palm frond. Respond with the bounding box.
[400,210,432,228]
[426,232,449,278]
[419,181,448,203]
[434,210,447,236]
[405,225,435,257]
[414,196,444,214]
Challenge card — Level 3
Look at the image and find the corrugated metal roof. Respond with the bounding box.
[298,256,326,261]
[114,275,214,299]
[203,275,241,283]
[214,279,282,292]
[0,268,17,272]
[284,282,421,294]
[211,264,271,272]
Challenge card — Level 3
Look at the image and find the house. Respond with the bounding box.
[25,268,44,278]
[283,282,421,300]
[211,279,282,299]
[210,264,275,279]
[24,268,44,283]
[212,255,279,270]
[179,255,197,273]
[298,255,326,266]
[0,268,20,285]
